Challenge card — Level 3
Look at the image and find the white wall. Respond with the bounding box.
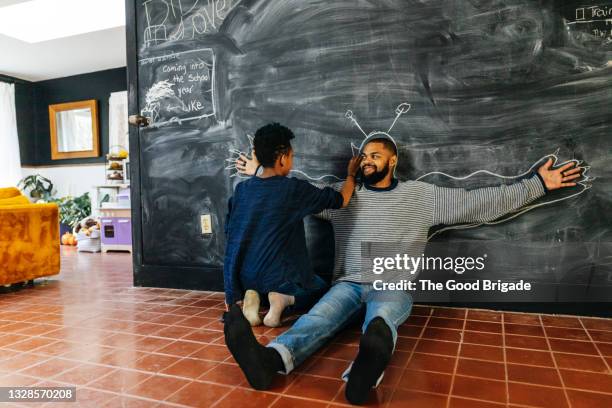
[20,164,106,198]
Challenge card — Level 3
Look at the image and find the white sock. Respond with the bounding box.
[263,292,295,327]
[242,289,262,326]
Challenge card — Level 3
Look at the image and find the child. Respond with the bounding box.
[224,123,361,327]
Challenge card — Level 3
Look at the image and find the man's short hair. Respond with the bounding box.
[253,123,295,167]
[366,137,398,156]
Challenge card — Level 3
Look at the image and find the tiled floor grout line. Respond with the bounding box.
[163,371,235,408]
[578,317,612,374]
[3,338,611,386]
[3,311,612,336]
[13,359,612,408]
[538,314,572,408]
[502,310,510,407]
[13,352,234,387]
[1,353,55,378]
[10,320,612,345]
[208,385,240,408]
[383,306,435,408]
[267,393,283,407]
[3,329,611,368]
[327,347,351,405]
[2,297,225,314]
[430,306,611,324]
[445,308,467,408]
[5,366,612,403]
[16,346,608,395]
[37,372,194,408]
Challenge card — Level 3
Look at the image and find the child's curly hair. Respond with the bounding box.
[253,123,295,168]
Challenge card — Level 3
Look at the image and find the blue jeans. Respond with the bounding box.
[267,281,413,373]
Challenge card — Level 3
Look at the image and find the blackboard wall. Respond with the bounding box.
[14,68,127,166]
[128,0,611,315]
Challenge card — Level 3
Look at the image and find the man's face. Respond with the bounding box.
[360,142,396,184]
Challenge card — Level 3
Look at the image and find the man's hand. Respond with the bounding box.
[537,158,583,191]
[235,151,259,176]
[347,155,363,177]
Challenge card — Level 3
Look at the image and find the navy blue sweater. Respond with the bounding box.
[223,176,343,304]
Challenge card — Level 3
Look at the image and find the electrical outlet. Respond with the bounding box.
[200,214,212,234]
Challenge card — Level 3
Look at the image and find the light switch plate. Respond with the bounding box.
[200,214,212,234]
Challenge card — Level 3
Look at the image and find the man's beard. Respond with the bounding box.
[362,163,390,185]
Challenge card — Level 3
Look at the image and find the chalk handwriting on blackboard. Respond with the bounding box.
[140,48,215,126]
[572,5,612,23]
[142,0,237,47]
[566,4,612,43]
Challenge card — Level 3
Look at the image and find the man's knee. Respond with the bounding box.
[298,286,361,326]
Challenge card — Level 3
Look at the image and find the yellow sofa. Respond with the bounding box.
[0,187,60,286]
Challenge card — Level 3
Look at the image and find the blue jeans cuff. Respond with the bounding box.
[267,342,294,374]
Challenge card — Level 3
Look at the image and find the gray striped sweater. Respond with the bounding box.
[315,175,546,283]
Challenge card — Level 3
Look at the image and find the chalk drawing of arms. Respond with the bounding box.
[226,102,594,238]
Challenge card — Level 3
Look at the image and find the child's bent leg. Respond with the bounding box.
[267,282,363,373]
[263,275,328,327]
[242,289,262,326]
[292,274,329,310]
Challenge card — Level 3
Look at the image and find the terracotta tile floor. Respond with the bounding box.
[0,247,611,407]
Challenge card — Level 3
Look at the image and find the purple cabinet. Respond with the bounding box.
[101,217,132,245]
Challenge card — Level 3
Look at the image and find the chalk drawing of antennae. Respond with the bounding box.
[389,103,411,132]
[346,102,411,174]
[345,110,368,138]
[345,102,412,140]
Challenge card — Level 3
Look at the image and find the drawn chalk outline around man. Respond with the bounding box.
[228,102,593,236]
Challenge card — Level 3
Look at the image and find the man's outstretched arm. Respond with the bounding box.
[432,158,583,225]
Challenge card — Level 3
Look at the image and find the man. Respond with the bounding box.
[224,134,582,404]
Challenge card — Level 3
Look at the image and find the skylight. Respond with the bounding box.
[0,0,125,43]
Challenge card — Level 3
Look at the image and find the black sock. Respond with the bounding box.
[345,317,394,405]
[223,304,284,390]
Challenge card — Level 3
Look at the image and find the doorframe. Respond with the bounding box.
[125,0,143,282]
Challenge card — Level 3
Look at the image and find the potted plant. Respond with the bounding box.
[18,174,55,202]
[50,193,92,238]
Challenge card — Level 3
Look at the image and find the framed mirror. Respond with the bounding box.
[49,99,100,159]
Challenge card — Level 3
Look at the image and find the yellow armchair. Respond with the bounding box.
[0,187,21,199]
[0,187,60,286]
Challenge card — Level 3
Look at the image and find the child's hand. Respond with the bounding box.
[347,155,363,178]
[236,151,260,176]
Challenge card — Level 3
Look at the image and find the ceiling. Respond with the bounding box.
[0,0,126,82]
